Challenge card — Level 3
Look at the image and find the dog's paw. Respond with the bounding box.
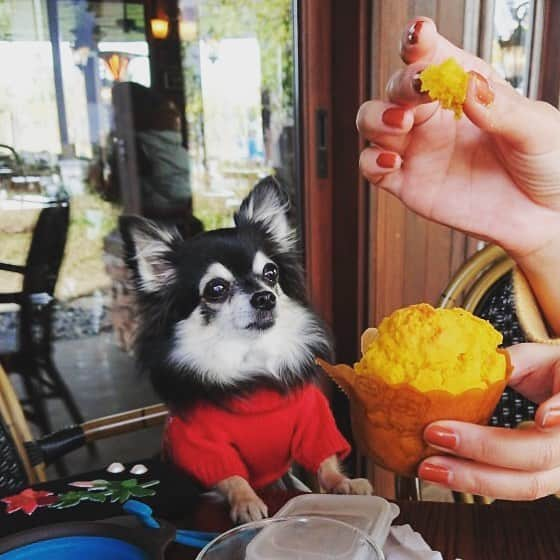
[331,477,373,496]
[230,494,269,524]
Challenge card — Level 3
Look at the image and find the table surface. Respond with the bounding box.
[1,460,560,560]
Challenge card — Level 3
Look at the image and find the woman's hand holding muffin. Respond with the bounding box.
[356,17,560,334]
[357,17,560,498]
[420,343,560,500]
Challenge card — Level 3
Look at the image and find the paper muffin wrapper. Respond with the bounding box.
[317,350,512,477]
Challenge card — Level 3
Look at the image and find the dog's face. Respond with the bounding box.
[120,177,331,407]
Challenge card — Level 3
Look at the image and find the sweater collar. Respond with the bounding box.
[226,387,304,414]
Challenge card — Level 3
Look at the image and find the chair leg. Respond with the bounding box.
[43,356,97,458]
[395,476,423,500]
[21,368,53,436]
[43,356,84,425]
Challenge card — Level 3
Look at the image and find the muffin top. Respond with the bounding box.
[355,303,507,394]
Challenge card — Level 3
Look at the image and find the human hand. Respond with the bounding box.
[356,17,560,262]
[418,343,560,500]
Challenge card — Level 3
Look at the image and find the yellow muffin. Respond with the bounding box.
[356,304,506,394]
[318,303,511,476]
[419,58,469,119]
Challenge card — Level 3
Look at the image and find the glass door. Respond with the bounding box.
[0,0,300,476]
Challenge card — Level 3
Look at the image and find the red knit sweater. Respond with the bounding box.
[163,384,350,489]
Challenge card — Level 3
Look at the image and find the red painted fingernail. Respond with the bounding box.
[382,107,407,128]
[424,425,459,450]
[541,408,560,429]
[376,153,398,168]
[407,20,423,45]
[418,463,451,485]
[470,71,494,106]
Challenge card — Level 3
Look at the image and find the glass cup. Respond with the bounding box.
[195,516,384,560]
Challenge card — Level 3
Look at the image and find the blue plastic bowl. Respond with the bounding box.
[0,536,148,560]
[0,518,175,560]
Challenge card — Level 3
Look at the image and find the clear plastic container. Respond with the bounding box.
[274,494,400,548]
[195,517,384,560]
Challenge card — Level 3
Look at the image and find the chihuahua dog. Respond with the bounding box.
[120,177,372,523]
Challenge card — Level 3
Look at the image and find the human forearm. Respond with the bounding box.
[515,237,560,336]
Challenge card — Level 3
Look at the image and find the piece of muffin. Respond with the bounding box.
[419,58,469,119]
[318,303,511,477]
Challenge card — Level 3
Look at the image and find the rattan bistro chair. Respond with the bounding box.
[0,362,168,494]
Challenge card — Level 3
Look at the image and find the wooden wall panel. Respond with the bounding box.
[367,0,475,497]
[369,0,471,327]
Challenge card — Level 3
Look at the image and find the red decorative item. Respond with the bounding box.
[1,488,58,515]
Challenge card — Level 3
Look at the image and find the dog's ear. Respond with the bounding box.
[119,216,180,293]
[234,176,295,252]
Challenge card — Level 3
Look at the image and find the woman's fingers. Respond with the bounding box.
[359,147,403,195]
[385,63,432,107]
[356,100,415,153]
[400,16,500,81]
[507,343,560,404]
[463,73,560,153]
[536,374,560,430]
[423,421,560,472]
[399,18,439,64]
[418,456,560,500]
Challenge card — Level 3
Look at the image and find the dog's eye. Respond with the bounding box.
[263,263,278,285]
[203,278,229,301]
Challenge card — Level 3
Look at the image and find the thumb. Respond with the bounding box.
[463,71,560,153]
[508,343,560,381]
[535,361,560,431]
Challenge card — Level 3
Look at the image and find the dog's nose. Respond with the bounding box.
[251,291,276,311]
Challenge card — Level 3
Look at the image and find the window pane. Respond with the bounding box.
[0,0,299,476]
[491,0,535,94]
[181,0,296,230]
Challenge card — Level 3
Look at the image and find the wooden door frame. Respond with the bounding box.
[298,0,371,355]
[298,0,371,471]
[538,0,560,105]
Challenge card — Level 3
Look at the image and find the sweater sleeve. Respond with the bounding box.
[291,385,351,473]
[164,414,249,489]
[513,267,560,345]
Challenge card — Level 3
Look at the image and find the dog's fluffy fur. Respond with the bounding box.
[120,177,332,410]
[120,177,371,522]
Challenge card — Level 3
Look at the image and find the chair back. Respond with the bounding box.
[22,201,69,298]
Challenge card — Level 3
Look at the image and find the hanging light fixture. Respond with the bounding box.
[150,18,170,40]
[99,52,130,82]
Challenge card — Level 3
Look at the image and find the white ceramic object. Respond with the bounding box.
[129,464,148,475]
[106,462,125,474]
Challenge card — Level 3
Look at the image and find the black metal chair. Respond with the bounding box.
[0,201,86,440]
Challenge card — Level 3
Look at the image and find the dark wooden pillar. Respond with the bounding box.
[144,0,188,147]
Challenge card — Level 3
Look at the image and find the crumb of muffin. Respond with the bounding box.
[419,58,469,119]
